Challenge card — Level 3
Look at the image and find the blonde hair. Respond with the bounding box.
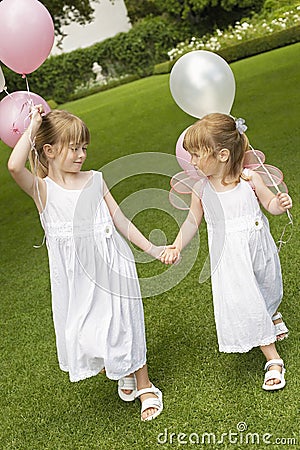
[29,109,90,178]
[183,113,249,185]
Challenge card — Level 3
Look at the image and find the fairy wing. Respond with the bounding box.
[244,149,288,193]
[169,170,206,210]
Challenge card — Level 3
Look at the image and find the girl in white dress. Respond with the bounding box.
[160,113,292,391]
[8,106,165,421]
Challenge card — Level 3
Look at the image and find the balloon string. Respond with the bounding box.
[25,75,32,102]
[249,145,293,250]
[277,210,293,252]
[3,87,14,99]
[22,75,35,131]
[10,77,33,134]
[12,103,27,136]
[28,114,46,246]
[33,234,46,249]
[250,145,280,193]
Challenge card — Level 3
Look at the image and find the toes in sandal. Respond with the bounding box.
[118,375,137,402]
[135,384,163,422]
[272,312,289,341]
[262,358,286,391]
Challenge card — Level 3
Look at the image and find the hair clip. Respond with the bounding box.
[235,117,248,134]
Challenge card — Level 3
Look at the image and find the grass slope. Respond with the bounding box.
[0,43,299,449]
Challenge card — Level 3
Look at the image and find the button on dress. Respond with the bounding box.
[40,171,146,381]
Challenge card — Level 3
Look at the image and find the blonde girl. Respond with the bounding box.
[8,106,165,421]
[161,113,292,390]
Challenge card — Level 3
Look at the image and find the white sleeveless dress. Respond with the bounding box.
[200,172,283,353]
[40,170,146,382]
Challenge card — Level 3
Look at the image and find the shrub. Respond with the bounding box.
[69,74,140,101]
[153,61,172,75]
[218,25,300,62]
[153,25,300,74]
[91,16,180,77]
[167,6,300,61]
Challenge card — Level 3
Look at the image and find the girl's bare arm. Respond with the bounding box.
[249,170,292,215]
[103,180,168,258]
[7,106,46,210]
[160,185,203,264]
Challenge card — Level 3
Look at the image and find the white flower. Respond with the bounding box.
[241,22,250,29]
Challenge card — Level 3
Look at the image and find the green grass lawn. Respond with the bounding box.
[0,43,299,449]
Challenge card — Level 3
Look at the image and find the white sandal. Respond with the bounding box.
[135,384,163,421]
[272,312,289,341]
[262,358,286,391]
[118,375,137,402]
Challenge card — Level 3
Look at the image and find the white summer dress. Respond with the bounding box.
[40,170,146,382]
[199,170,283,353]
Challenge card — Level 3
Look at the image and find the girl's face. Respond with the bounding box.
[54,142,88,172]
[190,152,220,177]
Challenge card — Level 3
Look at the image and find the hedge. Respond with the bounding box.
[218,24,300,62]
[153,25,300,75]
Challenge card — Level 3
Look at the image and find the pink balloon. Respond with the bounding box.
[175,127,199,179]
[0,0,54,74]
[0,91,51,147]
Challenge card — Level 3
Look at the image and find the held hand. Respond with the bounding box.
[160,246,181,265]
[277,192,292,211]
[147,244,177,260]
[147,244,167,260]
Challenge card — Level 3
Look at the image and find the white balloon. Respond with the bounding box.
[0,66,5,93]
[169,50,235,118]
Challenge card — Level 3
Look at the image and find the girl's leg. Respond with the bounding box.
[260,343,283,386]
[134,364,160,421]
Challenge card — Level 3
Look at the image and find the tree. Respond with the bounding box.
[120,0,161,24]
[123,0,265,37]
[40,0,98,43]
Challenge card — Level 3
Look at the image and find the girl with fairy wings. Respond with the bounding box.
[161,113,292,391]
